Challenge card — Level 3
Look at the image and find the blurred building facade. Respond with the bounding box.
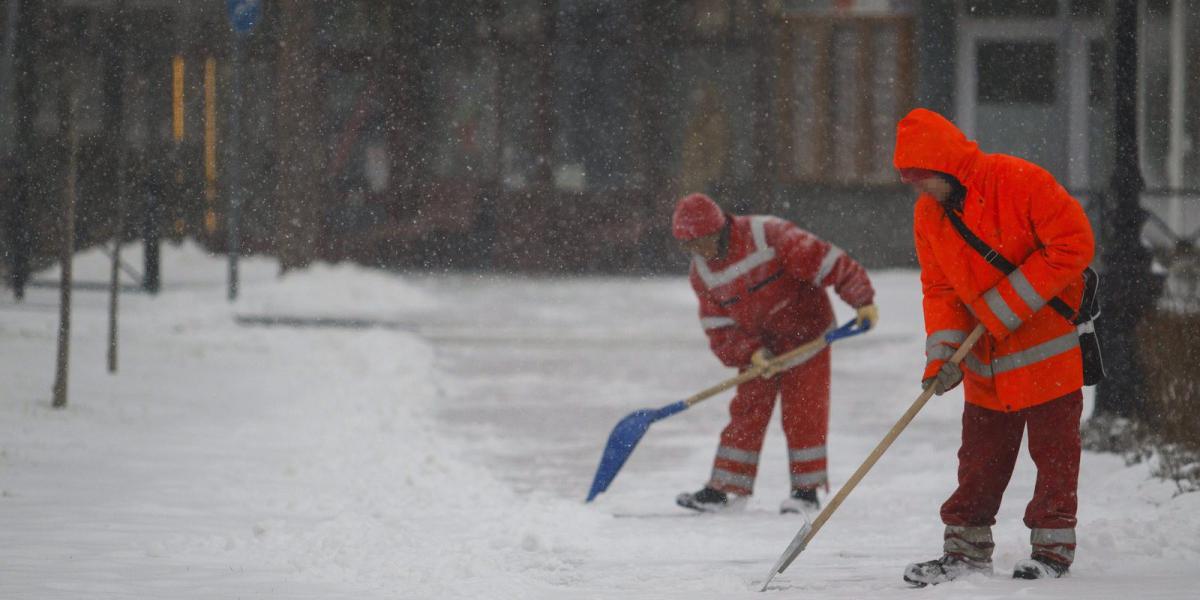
[1,0,1198,279]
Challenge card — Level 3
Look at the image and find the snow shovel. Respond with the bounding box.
[585,318,871,503]
[759,324,986,591]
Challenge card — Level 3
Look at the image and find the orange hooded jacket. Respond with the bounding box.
[894,109,1095,412]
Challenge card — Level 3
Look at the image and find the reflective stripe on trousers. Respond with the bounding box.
[788,445,827,489]
[943,525,994,562]
[1031,528,1076,564]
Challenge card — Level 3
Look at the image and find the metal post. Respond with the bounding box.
[1166,0,1186,226]
[8,0,36,301]
[228,35,242,301]
[109,151,124,373]
[107,1,128,374]
[1092,0,1158,424]
[143,184,160,293]
[1,0,19,154]
[53,94,79,409]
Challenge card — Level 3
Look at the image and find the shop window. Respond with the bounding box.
[977,41,1056,104]
[1070,0,1105,17]
[554,0,640,191]
[431,51,499,181]
[779,16,916,185]
[499,0,544,39]
[1088,40,1108,106]
[499,52,540,190]
[665,46,755,195]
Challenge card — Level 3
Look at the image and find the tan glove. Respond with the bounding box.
[922,361,963,396]
[855,304,879,330]
[750,347,782,379]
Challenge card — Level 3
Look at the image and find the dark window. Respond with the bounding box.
[1071,0,1105,17]
[1089,40,1108,106]
[977,41,1057,104]
[963,0,1058,18]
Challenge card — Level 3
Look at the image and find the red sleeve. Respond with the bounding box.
[690,270,761,368]
[771,218,875,307]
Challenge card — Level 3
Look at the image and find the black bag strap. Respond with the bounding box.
[943,209,1078,323]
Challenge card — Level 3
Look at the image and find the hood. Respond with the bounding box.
[893,108,983,183]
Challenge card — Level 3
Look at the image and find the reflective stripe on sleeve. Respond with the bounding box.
[926,345,992,378]
[1008,270,1047,313]
[814,245,844,284]
[926,329,968,351]
[926,345,955,362]
[701,316,736,330]
[984,287,1023,331]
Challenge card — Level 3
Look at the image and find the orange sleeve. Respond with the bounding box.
[966,166,1095,339]
[915,200,976,381]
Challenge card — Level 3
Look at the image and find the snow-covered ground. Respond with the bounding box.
[1,242,1196,599]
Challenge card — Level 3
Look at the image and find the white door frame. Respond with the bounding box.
[955,3,1105,189]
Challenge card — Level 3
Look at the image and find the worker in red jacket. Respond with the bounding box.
[672,193,878,514]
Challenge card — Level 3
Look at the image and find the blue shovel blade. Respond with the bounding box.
[586,401,688,502]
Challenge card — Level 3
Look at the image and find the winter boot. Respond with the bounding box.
[903,554,993,587]
[1012,555,1069,580]
[675,486,747,513]
[779,488,819,515]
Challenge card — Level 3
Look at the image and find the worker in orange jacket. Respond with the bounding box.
[893,109,1095,585]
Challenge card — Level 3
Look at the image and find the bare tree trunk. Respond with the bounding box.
[273,1,323,273]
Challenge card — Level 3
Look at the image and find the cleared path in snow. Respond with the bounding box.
[421,272,1199,599]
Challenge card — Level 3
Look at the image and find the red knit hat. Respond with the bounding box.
[672,193,725,241]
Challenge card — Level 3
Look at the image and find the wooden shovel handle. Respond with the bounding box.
[791,324,986,559]
[681,331,835,408]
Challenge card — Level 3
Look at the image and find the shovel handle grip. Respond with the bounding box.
[682,319,869,408]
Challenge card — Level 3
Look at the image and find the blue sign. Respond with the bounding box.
[227,0,261,35]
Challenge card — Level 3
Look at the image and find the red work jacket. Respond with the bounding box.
[894,108,1096,412]
[689,215,875,368]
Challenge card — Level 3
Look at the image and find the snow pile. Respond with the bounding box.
[1,243,602,599]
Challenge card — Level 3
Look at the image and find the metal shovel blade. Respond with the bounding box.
[760,520,812,591]
[585,400,688,502]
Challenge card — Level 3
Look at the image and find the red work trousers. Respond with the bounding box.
[941,390,1083,531]
[708,347,830,496]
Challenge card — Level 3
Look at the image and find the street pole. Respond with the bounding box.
[107,1,128,374]
[1092,0,1159,427]
[228,35,242,301]
[226,0,259,300]
[53,93,79,410]
[8,0,36,301]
